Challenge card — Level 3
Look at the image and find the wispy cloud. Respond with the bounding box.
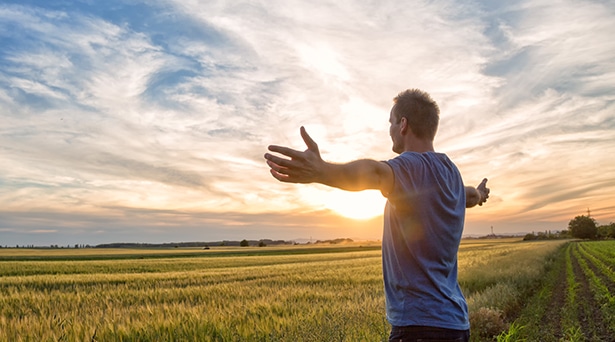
[1,0,614,245]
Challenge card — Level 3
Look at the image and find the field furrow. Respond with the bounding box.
[575,242,615,337]
[500,240,615,342]
[570,244,611,341]
[578,242,615,291]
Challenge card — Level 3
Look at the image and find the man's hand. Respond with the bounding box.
[476,178,489,206]
[465,178,489,208]
[264,127,325,184]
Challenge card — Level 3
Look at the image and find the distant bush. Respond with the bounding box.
[467,283,519,314]
[597,222,615,239]
[523,230,568,241]
[470,307,508,341]
[314,238,354,244]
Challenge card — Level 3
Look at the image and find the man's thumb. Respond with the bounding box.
[300,126,319,151]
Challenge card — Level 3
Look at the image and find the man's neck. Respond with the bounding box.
[404,139,434,153]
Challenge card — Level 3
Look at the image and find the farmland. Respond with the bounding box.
[503,240,615,341]
[1,244,386,341]
[1,238,607,341]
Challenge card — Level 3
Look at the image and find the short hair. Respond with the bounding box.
[392,89,439,141]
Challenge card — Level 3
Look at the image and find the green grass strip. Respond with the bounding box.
[561,243,583,341]
[497,242,569,341]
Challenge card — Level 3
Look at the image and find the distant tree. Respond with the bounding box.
[240,239,249,247]
[258,241,266,247]
[597,225,608,239]
[597,222,615,239]
[523,233,537,241]
[568,215,597,239]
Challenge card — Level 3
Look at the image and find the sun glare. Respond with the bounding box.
[324,190,386,220]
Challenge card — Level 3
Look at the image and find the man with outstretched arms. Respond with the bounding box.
[264,89,489,342]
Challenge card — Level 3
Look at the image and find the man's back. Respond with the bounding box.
[382,151,468,330]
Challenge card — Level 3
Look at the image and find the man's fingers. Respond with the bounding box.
[268,164,306,183]
[300,126,319,152]
[269,169,290,182]
[267,145,303,159]
[266,156,306,178]
[478,178,489,195]
[264,153,299,169]
[267,159,294,182]
[476,178,490,206]
[266,159,286,173]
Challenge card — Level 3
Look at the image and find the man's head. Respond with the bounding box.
[390,89,440,144]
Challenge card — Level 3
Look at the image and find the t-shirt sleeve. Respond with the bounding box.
[383,153,417,201]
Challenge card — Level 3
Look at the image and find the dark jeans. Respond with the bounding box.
[389,325,470,342]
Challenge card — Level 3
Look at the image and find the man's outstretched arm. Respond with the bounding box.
[465,178,490,208]
[264,127,394,193]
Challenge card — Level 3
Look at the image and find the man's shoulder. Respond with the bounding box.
[391,151,450,163]
[386,152,419,169]
[389,152,460,181]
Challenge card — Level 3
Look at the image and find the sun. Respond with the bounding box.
[324,189,386,220]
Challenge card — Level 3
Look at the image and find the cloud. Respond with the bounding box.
[0,207,382,246]
[0,0,614,245]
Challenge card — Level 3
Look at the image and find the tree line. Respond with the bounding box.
[567,215,614,239]
[523,215,615,241]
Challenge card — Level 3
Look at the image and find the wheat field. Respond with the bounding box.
[0,239,566,341]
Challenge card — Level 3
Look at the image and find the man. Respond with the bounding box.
[264,89,489,342]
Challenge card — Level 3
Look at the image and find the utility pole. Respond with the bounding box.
[587,208,591,218]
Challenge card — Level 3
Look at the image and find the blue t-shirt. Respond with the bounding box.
[382,151,469,330]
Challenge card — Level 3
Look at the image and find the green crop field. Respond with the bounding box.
[501,240,615,341]
[0,238,592,342]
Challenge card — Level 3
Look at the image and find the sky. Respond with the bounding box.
[1,0,614,246]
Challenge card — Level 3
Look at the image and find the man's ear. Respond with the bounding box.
[400,117,408,134]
